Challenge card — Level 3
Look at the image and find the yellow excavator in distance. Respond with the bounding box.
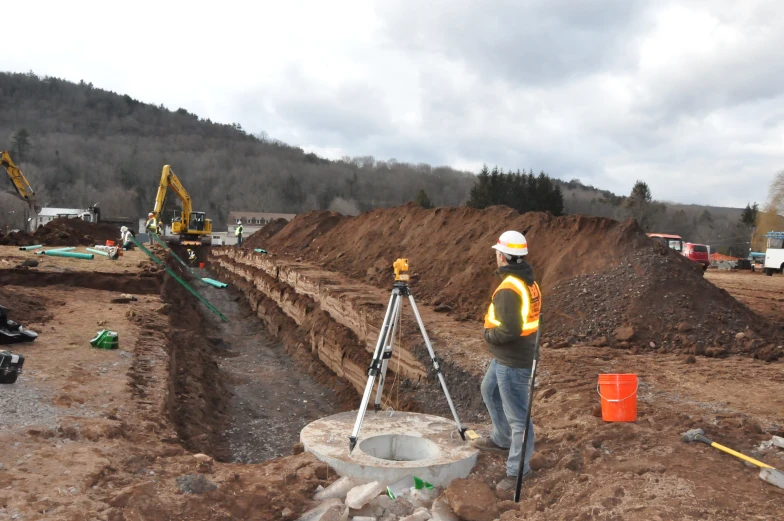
[152,165,211,246]
[1,151,40,217]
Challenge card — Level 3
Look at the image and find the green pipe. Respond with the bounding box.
[42,250,93,260]
[150,232,201,279]
[19,245,43,251]
[254,248,268,254]
[86,248,110,257]
[35,247,77,255]
[201,277,228,288]
[129,235,228,322]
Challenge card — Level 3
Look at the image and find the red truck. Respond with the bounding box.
[682,242,710,270]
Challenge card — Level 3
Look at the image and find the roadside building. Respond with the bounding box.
[225,211,296,245]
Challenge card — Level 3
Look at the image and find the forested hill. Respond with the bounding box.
[1,71,761,255]
[0,71,475,229]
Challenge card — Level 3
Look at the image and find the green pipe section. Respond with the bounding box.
[43,250,93,260]
[86,248,110,257]
[129,235,228,322]
[35,247,77,255]
[150,232,200,279]
[201,277,228,288]
[19,245,43,251]
[130,237,162,265]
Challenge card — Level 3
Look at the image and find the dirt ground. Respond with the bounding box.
[211,240,784,520]
[706,269,784,327]
[0,245,154,274]
[2,210,784,520]
[0,253,339,520]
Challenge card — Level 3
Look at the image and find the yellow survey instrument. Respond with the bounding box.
[393,258,409,281]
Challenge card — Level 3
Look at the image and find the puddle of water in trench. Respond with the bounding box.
[198,272,340,463]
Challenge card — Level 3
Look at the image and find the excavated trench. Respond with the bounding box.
[209,248,489,425]
[195,277,343,462]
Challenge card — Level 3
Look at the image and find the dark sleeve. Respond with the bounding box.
[484,288,522,345]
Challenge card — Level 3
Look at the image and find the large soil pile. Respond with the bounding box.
[243,218,293,249]
[0,217,121,246]
[250,204,781,359]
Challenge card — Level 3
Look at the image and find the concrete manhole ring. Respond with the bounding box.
[301,410,478,486]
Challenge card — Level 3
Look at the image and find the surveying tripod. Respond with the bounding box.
[349,259,467,453]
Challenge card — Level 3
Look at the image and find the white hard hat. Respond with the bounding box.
[121,226,128,232]
[148,212,154,217]
[492,230,529,256]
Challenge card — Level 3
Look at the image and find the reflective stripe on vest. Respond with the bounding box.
[484,275,541,335]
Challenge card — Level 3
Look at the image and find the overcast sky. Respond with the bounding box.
[3,0,783,207]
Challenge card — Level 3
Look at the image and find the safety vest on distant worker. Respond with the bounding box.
[484,275,541,336]
[235,224,243,237]
[146,217,158,231]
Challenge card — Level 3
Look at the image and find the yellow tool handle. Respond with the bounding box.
[711,442,774,469]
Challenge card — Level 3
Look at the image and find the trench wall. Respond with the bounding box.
[210,248,487,418]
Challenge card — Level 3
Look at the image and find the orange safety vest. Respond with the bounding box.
[484,275,541,336]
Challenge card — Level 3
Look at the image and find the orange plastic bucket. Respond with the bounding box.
[106,240,115,246]
[598,374,638,422]
[199,262,205,269]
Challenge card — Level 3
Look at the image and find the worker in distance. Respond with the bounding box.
[474,230,542,493]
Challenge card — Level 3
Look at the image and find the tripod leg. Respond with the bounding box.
[514,322,542,503]
[349,291,399,453]
[407,294,467,439]
[374,298,402,411]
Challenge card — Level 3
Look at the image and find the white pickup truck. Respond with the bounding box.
[764,232,784,276]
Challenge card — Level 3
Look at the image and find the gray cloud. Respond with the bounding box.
[6,0,782,207]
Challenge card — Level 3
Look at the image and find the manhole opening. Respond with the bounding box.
[359,434,441,462]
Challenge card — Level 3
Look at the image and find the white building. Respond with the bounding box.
[30,207,99,231]
[225,211,296,246]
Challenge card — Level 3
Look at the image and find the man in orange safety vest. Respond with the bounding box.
[474,230,542,493]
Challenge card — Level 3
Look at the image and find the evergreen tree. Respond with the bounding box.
[624,180,655,229]
[740,202,758,225]
[413,189,433,209]
[11,128,31,160]
[466,165,564,215]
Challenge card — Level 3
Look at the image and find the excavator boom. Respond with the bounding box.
[152,165,211,245]
[1,151,39,214]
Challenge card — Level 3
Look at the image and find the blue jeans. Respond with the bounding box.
[481,359,535,476]
[237,235,242,247]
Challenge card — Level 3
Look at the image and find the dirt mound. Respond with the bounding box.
[250,211,344,251]
[263,204,781,358]
[0,217,121,246]
[243,218,290,249]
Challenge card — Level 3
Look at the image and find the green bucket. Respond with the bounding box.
[90,329,119,350]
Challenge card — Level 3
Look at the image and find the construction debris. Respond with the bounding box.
[0,305,38,345]
[0,350,24,384]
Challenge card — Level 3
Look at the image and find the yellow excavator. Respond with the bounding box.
[1,151,40,217]
[152,165,211,246]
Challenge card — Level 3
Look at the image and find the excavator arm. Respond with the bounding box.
[1,151,40,214]
[153,165,193,220]
[152,165,210,243]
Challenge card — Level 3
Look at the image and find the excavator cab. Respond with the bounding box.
[189,212,207,231]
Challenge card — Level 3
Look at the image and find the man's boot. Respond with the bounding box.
[471,437,509,453]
